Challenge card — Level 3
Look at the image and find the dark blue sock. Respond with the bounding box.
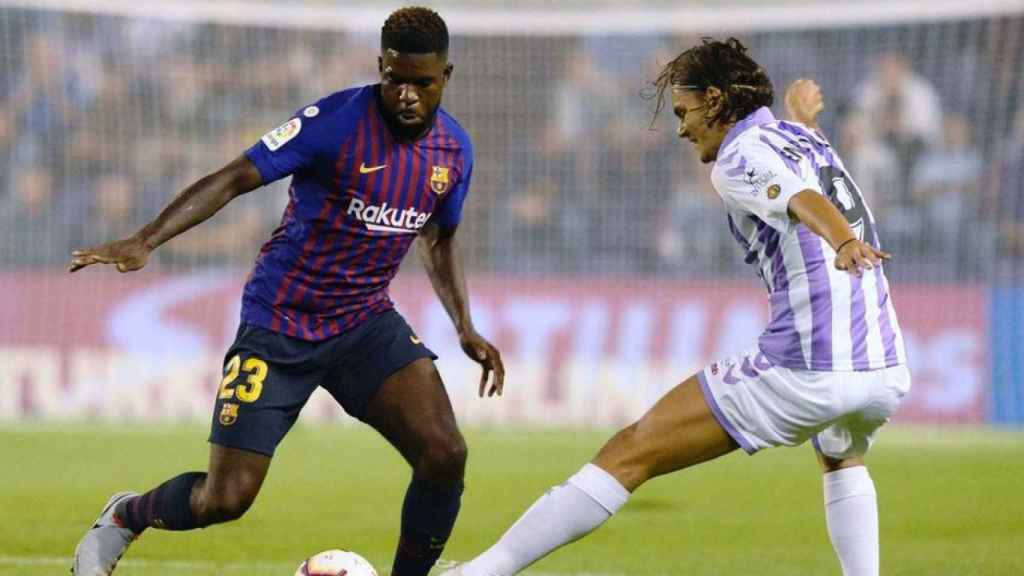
[391,477,464,576]
[116,472,206,534]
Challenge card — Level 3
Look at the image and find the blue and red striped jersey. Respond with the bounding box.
[241,85,473,341]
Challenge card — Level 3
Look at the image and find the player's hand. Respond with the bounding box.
[784,78,824,127]
[834,238,890,277]
[459,330,505,398]
[68,235,151,273]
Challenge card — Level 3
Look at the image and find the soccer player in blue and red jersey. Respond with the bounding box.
[68,7,503,576]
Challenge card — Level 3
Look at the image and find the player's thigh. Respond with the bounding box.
[362,357,463,469]
[321,310,453,465]
[209,323,323,459]
[594,374,739,491]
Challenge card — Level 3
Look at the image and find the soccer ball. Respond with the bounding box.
[294,549,378,576]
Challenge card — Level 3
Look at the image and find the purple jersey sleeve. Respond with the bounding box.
[430,135,473,232]
[712,137,821,232]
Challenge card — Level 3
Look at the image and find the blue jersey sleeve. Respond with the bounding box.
[245,89,366,184]
[431,137,473,232]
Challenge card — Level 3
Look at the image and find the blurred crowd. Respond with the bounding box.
[1,9,1022,282]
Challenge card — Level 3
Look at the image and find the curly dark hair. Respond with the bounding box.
[651,37,774,125]
[381,6,449,55]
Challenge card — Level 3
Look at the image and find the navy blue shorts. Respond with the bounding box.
[208,310,437,456]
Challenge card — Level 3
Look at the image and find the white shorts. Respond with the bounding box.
[697,346,911,459]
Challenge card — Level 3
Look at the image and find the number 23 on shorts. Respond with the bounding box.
[218,355,268,403]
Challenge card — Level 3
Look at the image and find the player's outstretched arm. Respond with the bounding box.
[68,155,264,273]
[783,78,890,275]
[784,78,824,130]
[788,191,891,277]
[417,222,505,397]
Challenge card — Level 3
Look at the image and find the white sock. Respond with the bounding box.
[461,463,630,576]
[823,466,879,576]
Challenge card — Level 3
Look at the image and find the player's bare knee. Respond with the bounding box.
[594,424,651,490]
[818,454,865,474]
[196,472,261,524]
[202,487,258,524]
[416,432,468,486]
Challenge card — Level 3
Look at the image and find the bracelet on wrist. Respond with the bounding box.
[834,238,856,253]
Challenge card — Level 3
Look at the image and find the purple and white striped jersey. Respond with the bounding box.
[710,107,906,372]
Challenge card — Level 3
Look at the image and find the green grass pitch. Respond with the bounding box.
[1,424,1022,575]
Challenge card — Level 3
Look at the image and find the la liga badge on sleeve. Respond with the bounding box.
[261,117,302,151]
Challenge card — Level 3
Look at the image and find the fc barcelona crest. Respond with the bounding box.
[430,166,450,194]
[219,403,239,426]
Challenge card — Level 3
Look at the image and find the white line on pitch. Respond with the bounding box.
[0,556,630,575]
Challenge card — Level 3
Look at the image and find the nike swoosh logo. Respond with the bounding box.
[359,162,387,174]
[410,335,422,345]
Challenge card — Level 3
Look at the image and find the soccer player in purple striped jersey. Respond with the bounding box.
[68,7,504,576]
[444,39,909,576]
